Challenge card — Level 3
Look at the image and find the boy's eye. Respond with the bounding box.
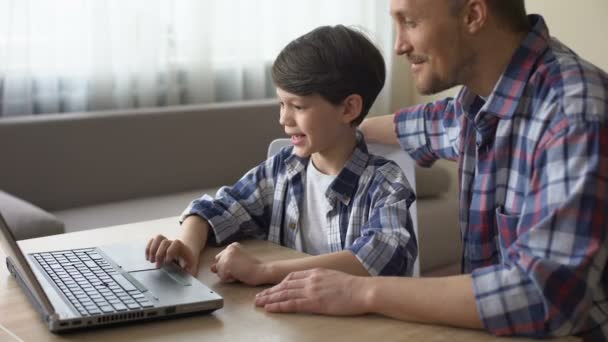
[294,105,303,110]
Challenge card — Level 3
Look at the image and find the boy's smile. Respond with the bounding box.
[276,87,358,175]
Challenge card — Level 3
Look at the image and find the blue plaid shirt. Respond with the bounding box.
[395,15,608,339]
[181,133,417,276]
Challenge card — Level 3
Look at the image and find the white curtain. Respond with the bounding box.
[0,0,393,117]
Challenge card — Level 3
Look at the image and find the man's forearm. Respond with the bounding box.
[179,215,210,255]
[264,251,369,284]
[359,114,399,145]
[359,274,483,329]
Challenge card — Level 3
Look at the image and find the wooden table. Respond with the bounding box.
[0,217,580,341]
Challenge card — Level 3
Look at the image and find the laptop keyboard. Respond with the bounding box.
[32,248,154,316]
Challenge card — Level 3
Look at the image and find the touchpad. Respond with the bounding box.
[100,241,157,272]
[130,269,203,306]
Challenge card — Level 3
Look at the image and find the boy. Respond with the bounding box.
[145,25,417,285]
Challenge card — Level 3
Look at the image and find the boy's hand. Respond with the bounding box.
[145,234,199,275]
[211,242,267,286]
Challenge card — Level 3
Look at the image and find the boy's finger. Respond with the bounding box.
[155,240,171,267]
[148,234,167,263]
[145,238,154,260]
[165,242,182,265]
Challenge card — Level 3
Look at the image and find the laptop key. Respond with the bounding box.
[126,303,140,310]
[87,308,102,315]
[112,303,128,311]
[99,305,114,313]
[138,300,154,308]
[111,274,137,292]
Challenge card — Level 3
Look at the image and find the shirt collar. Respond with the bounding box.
[284,131,371,206]
[460,15,550,118]
[457,14,550,146]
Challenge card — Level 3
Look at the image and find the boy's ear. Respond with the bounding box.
[342,94,363,125]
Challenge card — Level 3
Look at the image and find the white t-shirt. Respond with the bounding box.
[295,160,335,255]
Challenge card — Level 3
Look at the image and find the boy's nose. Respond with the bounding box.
[279,108,293,126]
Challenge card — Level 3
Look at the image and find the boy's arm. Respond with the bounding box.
[180,152,283,246]
[210,243,368,285]
[177,215,211,257]
[262,251,369,284]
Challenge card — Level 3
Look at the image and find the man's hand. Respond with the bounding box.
[145,234,199,275]
[254,268,370,316]
[211,242,268,286]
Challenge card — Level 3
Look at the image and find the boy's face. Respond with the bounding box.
[277,88,353,159]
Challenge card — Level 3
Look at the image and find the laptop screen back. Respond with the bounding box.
[0,211,56,317]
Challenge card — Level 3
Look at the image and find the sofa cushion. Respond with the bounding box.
[414,163,452,198]
[0,190,65,240]
[55,188,219,233]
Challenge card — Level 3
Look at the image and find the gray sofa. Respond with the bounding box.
[0,99,460,275]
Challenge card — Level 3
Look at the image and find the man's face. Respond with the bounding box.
[390,0,474,95]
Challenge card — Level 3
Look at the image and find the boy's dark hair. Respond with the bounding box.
[451,0,529,33]
[272,25,385,126]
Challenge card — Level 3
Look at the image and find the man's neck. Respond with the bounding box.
[466,29,529,97]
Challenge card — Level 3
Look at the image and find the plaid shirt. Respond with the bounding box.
[395,15,608,339]
[181,133,417,276]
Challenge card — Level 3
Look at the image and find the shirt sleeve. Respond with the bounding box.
[471,123,608,337]
[347,162,418,276]
[179,154,280,246]
[394,97,461,166]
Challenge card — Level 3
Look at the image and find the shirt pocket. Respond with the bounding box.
[495,206,520,250]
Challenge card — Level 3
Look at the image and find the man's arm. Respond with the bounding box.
[359,114,399,145]
[255,269,483,329]
[365,274,482,328]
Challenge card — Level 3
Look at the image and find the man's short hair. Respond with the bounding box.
[452,0,529,33]
[271,25,386,126]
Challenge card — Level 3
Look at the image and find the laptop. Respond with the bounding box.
[0,211,223,332]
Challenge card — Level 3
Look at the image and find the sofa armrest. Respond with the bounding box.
[0,190,65,240]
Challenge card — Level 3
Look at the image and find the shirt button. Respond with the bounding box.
[288,223,296,229]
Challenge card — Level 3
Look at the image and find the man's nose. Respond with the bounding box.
[394,31,413,56]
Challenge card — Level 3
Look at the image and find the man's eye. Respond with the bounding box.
[404,19,416,28]
[294,105,303,110]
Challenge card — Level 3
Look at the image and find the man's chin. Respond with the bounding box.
[415,81,453,96]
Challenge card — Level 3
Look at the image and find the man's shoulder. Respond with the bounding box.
[531,37,607,124]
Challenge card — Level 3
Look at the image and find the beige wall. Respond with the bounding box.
[389,0,608,110]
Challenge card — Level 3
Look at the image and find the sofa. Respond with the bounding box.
[0,99,461,275]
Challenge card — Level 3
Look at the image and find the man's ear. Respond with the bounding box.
[342,94,363,125]
[462,0,487,34]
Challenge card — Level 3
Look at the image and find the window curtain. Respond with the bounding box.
[0,0,392,117]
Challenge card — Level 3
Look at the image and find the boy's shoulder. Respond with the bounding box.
[364,153,410,186]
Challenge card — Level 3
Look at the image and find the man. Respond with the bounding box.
[255,0,608,340]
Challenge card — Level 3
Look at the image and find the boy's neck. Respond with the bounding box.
[311,130,358,176]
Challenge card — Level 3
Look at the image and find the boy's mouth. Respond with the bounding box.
[290,134,306,145]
